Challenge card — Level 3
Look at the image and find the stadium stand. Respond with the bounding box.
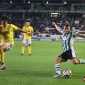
[0,0,85,38]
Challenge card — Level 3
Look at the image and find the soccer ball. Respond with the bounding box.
[62,69,72,78]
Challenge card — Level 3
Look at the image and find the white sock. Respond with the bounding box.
[55,63,61,75]
[79,59,85,64]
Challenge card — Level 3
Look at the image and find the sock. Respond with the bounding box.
[22,45,25,54]
[79,59,85,64]
[28,45,31,54]
[0,53,1,63]
[55,63,61,75]
[1,50,4,64]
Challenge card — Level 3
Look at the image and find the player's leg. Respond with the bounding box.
[53,55,66,77]
[53,57,62,77]
[0,54,1,63]
[71,58,80,64]
[0,44,6,62]
[78,59,85,64]
[71,58,85,64]
[0,44,2,64]
[70,49,85,64]
[0,52,6,70]
[0,44,7,70]
[21,39,26,55]
[28,40,32,56]
[0,43,13,70]
[0,53,2,68]
[26,40,28,47]
[53,50,70,78]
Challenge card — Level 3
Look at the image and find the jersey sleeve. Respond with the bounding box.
[11,24,18,30]
[60,29,63,34]
[72,30,79,37]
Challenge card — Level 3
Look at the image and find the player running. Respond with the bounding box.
[21,21,34,56]
[52,22,85,77]
[0,15,30,70]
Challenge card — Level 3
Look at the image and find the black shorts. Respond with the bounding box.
[59,49,74,61]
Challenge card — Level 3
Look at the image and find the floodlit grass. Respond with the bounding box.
[0,41,85,85]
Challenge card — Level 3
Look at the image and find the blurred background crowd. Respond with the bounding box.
[0,0,85,38]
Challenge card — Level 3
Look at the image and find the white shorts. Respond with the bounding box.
[22,39,32,45]
[5,42,13,52]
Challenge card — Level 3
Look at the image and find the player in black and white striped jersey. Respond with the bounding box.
[52,22,85,78]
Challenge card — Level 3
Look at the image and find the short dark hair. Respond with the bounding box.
[26,19,30,22]
[64,23,70,27]
[1,15,9,21]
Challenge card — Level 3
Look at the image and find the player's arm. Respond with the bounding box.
[78,33,85,38]
[17,28,31,35]
[31,31,34,37]
[52,22,61,32]
[31,27,34,37]
[12,24,30,34]
[17,28,27,33]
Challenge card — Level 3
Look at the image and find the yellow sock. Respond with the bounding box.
[28,45,31,54]
[22,45,25,54]
[1,50,4,64]
[0,53,1,63]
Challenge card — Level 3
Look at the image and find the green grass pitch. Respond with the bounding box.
[0,41,85,85]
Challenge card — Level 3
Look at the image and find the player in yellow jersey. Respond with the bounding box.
[21,21,34,56]
[0,34,2,67]
[0,15,30,70]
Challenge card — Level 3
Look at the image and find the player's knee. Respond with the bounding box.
[22,44,25,46]
[28,44,31,46]
[71,58,79,64]
[55,58,59,63]
[72,61,79,64]
[55,57,62,63]
[55,60,59,63]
